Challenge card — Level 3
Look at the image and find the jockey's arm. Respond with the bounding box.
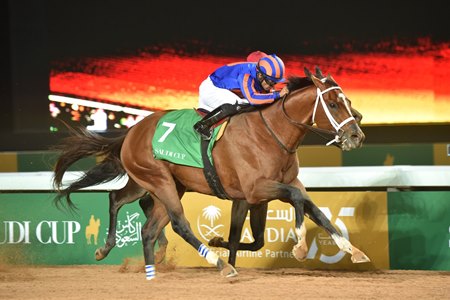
[239,74,280,105]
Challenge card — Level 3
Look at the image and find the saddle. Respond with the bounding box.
[151,108,230,199]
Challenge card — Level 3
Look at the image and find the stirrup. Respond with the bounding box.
[194,122,213,140]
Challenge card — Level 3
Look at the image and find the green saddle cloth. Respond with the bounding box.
[152,109,221,168]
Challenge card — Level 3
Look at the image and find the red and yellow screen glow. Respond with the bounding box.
[49,44,450,128]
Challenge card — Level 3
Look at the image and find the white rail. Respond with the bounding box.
[1,166,449,191]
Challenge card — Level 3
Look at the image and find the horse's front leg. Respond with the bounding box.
[208,199,249,266]
[208,200,268,267]
[251,181,308,262]
[242,202,268,252]
[305,199,370,263]
[278,184,308,261]
[291,179,370,263]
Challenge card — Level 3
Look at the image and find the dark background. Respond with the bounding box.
[1,0,449,151]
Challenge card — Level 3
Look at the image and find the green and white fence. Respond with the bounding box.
[1,166,449,271]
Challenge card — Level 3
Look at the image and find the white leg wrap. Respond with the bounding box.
[295,223,307,243]
[331,233,353,254]
[198,244,219,265]
[145,264,155,280]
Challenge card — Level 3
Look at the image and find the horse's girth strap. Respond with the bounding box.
[200,139,230,200]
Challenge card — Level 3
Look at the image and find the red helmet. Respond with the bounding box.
[247,50,268,62]
[257,54,286,83]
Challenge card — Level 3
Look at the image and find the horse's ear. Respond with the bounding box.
[315,66,324,79]
[310,74,326,89]
[303,67,312,79]
[328,74,338,85]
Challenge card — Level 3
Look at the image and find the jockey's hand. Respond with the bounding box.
[279,86,289,97]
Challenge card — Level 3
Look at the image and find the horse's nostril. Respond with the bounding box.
[351,134,361,144]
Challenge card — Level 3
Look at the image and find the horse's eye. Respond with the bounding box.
[329,102,337,109]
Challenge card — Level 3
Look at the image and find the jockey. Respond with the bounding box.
[193,53,290,140]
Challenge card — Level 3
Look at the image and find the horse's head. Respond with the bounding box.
[302,67,365,150]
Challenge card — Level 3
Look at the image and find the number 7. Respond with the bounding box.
[158,122,176,142]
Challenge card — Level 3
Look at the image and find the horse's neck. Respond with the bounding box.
[284,87,316,124]
[258,98,311,153]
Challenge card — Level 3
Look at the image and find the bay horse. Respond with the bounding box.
[53,68,368,280]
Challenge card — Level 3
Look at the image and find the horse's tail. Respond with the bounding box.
[52,126,127,210]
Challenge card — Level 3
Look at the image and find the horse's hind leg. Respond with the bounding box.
[155,228,169,264]
[138,196,171,280]
[139,180,185,268]
[138,180,237,279]
[95,178,146,260]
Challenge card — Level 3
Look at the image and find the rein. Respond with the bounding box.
[259,109,297,154]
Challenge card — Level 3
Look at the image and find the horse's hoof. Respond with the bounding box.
[95,248,105,261]
[292,243,308,262]
[208,237,224,247]
[351,247,371,263]
[220,264,238,280]
[146,276,156,281]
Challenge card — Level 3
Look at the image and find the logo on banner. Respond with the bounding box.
[197,205,225,242]
[0,220,81,244]
[193,204,357,264]
[85,215,101,245]
[196,205,298,244]
[307,206,355,264]
[105,211,142,248]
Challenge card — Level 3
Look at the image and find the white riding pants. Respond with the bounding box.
[198,76,248,111]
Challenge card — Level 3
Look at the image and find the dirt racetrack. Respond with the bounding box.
[1,262,449,300]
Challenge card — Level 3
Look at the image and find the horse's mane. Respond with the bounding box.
[286,76,313,92]
[286,74,338,93]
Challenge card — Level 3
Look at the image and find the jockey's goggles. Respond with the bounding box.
[257,69,277,86]
[262,74,277,86]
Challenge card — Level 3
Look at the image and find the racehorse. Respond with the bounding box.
[53,68,368,280]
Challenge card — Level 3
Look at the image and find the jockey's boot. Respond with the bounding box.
[194,103,239,140]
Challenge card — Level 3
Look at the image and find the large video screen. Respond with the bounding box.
[49,46,450,132]
[6,1,450,137]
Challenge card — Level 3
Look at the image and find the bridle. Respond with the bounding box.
[259,83,355,153]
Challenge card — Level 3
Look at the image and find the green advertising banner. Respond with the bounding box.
[2,191,449,271]
[0,193,146,265]
[388,191,450,271]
